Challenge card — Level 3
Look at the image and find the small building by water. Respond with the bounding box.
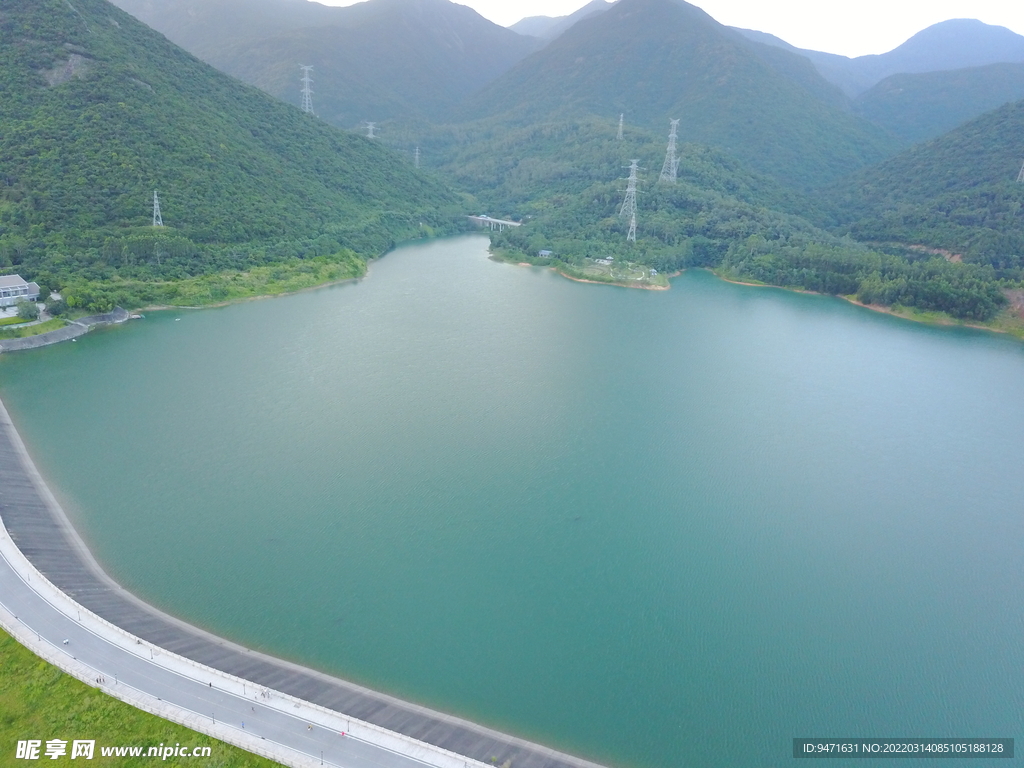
[0,275,40,307]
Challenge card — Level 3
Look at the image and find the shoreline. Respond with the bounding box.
[0,392,607,768]
[138,271,365,313]
[552,267,671,291]
[711,269,1023,339]
[493,252,672,291]
[136,229,472,313]
[501,252,1021,338]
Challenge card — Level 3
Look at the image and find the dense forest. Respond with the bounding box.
[823,100,1024,278]
[0,0,464,311]
[458,0,897,191]
[478,118,1013,322]
[2,0,1023,329]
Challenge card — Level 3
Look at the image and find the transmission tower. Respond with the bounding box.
[152,190,163,227]
[619,160,640,243]
[1018,159,1024,183]
[299,65,314,114]
[365,122,376,139]
[617,113,624,140]
[659,118,680,184]
[414,146,420,168]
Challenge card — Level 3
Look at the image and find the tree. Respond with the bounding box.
[15,299,39,320]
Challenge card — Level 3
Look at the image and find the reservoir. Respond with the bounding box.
[1,234,1023,767]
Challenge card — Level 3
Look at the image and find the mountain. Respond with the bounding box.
[730,27,874,96]
[854,62,1024,144]
[111,0,540,128]
[735,19,1024,97]
[509,0,613,41]
[824,99,1024,273]
[108,0,348,60]
[460,117,1006,322]
[0,0,460,310]
[460,0,897,190]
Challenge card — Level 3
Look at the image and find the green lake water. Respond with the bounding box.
[1,234,1023,767]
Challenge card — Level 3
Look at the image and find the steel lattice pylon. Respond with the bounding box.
[619,160,640,243]
[152,190,163,227]
[300,66,314,114]
[659,119,680,184]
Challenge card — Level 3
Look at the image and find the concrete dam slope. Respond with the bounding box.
[0,396,609,768]
[0,308,131,353]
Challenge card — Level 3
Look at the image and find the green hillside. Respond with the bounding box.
[854,63,1024,144]
[0,0,462,311]
[451,117,1008,322]
[824,99,1024,274]
[459,0,898,190]
[111,0,539,130]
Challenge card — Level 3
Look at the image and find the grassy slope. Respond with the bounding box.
[0,318,65,339]
[0,628,282,766]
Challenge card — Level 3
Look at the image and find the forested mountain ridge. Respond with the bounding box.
[823,99,1024,276]
[110,0,540,128]
[479,117,1009,323]
[4,0,1020,329]
[852,63,1024,144]
[460,0,898,191]
[0,0,462,310]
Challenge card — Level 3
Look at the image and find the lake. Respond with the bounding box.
[2,234,1022,767]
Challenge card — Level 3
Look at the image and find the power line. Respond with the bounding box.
[299,65,314,114]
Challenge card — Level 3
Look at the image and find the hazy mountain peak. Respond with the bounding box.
[733,17,1024,97]
[509,0,614,41]
[464,0,895,189]
[873,18,1024,74]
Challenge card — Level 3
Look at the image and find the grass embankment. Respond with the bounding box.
[0,628,282,766]
[67,254,367,311]
[157,257,365,306]
[0,319,65,340]
[490,249,670,289]
[0,316,30,327]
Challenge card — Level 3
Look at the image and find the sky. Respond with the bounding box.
[316,0,1024,57]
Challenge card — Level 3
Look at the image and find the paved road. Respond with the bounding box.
[0,546,429,768]
[0,396,608,768]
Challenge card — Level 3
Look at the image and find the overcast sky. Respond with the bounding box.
[317,0,1024,58]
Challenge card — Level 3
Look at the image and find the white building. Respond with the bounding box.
[0,275,41,307]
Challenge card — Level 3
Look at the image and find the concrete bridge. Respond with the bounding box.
[467,215,521,232]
